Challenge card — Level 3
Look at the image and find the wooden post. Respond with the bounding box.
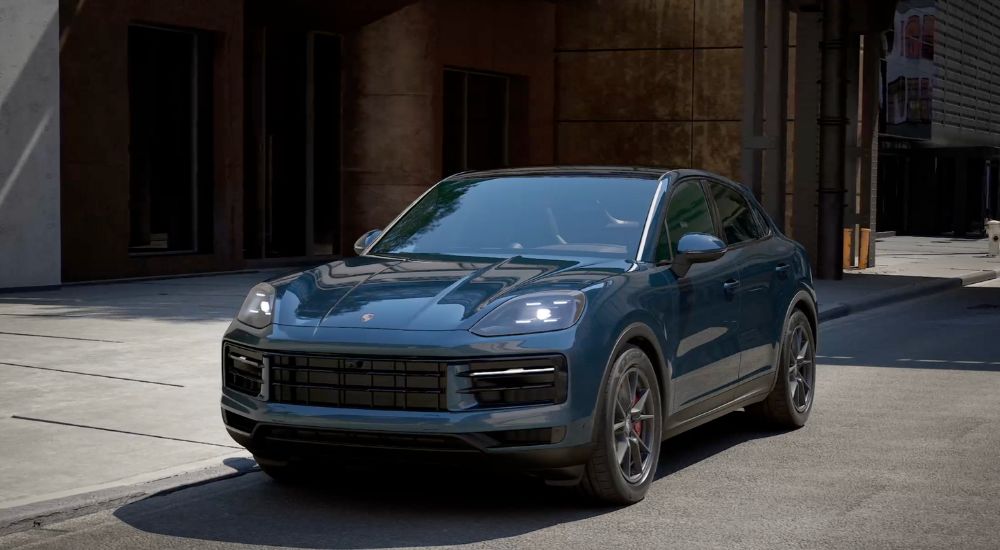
[859,228,871,268]
[842,228,854,269]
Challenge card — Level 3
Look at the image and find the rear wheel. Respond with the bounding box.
[748,310,816,428]
[578,346,662,505]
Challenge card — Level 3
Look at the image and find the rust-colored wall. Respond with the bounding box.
[340,0,555,250]
[556,0,795,188]
[59,0,243,281]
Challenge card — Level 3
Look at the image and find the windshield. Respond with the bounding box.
[370,176,659,259]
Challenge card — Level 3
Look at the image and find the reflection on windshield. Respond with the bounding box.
[370,176,658,259]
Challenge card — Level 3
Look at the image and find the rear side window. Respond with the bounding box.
[656,180,716,261]
[709,182,764,245]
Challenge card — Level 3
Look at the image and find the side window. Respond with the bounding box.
[656,180,716,261]
[709,182,764,245]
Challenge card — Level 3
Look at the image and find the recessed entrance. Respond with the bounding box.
[245,27,342,260]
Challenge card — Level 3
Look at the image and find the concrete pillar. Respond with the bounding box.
[0,0,61,289]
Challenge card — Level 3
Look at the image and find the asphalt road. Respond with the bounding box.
[4,280,1000,550]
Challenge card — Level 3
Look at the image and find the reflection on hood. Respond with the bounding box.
[271,255,629,330]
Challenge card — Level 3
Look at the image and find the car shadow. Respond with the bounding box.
[113,411,784,549]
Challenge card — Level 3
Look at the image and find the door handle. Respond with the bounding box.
[723,279,741,293]
[775,263,790,278]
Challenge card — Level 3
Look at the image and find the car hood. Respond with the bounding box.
[271,255,629,330]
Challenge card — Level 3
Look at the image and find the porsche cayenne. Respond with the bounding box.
[221,166,817,504]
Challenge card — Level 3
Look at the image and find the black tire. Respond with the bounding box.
[748,310,816,428]
[578,346,662,505]
[254,455,304,484]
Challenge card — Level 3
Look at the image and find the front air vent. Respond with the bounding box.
[223,344,264,397]
[457,356,567,408]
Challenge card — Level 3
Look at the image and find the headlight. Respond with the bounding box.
[471,291,586,337]
[237,283,275,328]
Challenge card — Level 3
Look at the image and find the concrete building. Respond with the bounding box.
[878,0,1000,238]
[3,0,983,289]
[0,0,61,289]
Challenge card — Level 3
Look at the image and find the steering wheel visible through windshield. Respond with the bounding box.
[369,176,659,260]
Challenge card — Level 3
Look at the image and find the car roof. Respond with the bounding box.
[443,166,732,184]
[444,165,673,181]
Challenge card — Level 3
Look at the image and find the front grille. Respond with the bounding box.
[269,354,448,411]
[222,343,566,412]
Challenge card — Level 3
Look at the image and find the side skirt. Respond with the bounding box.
[661,374,773,440]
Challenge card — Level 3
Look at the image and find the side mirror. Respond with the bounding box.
[670,233,727,278]
[353,229,382,255]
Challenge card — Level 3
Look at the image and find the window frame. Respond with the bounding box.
[651,177,721,264]
[705,177,773,250]
[442,67,512,177]
[126,23,214,256]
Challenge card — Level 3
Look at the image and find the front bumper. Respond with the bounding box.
[220,323,609,471]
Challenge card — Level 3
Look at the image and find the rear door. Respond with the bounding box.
[655,178,742,410]
[706,179,780,381]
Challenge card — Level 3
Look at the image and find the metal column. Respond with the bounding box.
[741,0,765,200]
[816,0,849,280]
[764,0,789,228]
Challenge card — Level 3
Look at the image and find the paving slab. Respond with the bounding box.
[0,271,285,509]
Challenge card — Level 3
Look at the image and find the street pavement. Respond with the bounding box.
[2,271,999,548]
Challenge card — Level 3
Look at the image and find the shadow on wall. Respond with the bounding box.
[112,411,785,549]
[0,0,61,288]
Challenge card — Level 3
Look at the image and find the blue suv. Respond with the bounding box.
[221,167,818,504]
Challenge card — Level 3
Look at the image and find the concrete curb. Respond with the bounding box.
[0,457,259,537]
[818,269,1000,323]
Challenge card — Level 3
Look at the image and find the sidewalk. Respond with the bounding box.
[814,236,1000,320]
[1,236,998,531]
[0,271,287,515]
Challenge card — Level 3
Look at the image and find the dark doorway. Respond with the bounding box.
[245,28,342,259]
[128,25,214,254]
[442,69,510,177]
[876,154,906,233]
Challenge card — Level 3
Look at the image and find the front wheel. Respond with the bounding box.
[748,310,816,428]
[578,346,662,505]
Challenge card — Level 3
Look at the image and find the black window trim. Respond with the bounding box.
[704,177,773,250]
[650,176,721,265]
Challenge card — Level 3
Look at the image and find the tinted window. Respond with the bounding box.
[371,176,658,259]
[657,180,716,261]
[710,182,764,244]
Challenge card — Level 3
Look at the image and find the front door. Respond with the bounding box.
[706,180,776,380]
[655,179,742,411]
